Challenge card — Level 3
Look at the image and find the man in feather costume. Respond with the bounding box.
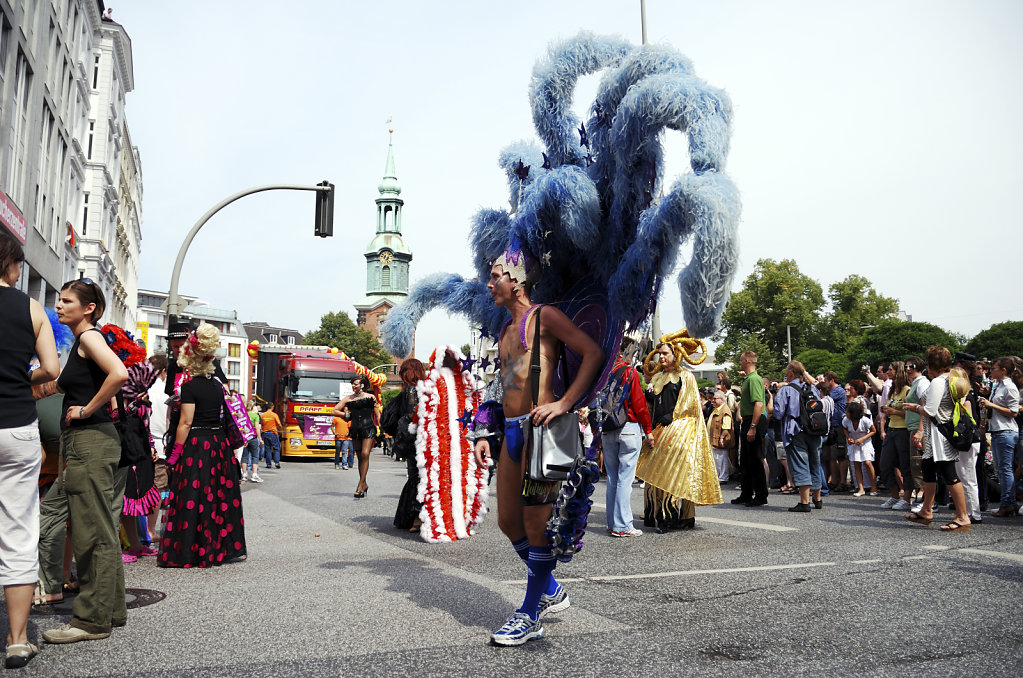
[380,31,741,647]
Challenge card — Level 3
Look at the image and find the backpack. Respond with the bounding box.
[599,365,630,432]
[936,378,977,453]
[784,382,829,437]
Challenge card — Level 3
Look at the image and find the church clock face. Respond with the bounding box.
[379,251,393,266]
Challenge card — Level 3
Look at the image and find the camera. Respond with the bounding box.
[861,364,870,373]
[769,383,778,394]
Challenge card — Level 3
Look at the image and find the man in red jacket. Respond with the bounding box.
[603,344,653,537]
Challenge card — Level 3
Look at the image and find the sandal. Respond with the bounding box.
[32,582,63,606]
[779,486,797,495]
[905,513,932,526]
[62,578,79,595]
[940,521,970,532]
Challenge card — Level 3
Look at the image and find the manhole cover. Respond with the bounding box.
[31,588,166,616]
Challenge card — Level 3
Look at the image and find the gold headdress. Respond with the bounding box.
[643,328,707,380]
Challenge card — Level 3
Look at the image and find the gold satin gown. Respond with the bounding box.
[636,369,723,525]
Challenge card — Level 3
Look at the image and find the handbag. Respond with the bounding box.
[218,380,257,449]
[525,306,582,482]
[114,393,151,469]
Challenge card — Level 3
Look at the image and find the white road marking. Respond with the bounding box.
[851,559,882,564]
[696,517,798,533]
[958,548,1023,565]
[922,545,950,551]
[503,561,836,585]
[590,502,797,532]
[902,555,931,560]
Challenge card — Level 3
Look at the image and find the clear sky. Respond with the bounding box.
[119,0,1023,359]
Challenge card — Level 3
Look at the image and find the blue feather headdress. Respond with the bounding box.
[46,307,75,354]
[381,31,740,361]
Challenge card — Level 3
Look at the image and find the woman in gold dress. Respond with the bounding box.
[636,330,723,533]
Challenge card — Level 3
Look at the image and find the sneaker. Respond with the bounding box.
[4,642,38,669]
[537,584,571,618]
[242,472,251,482]
[812,499,823,510]
[867,490,879,497]
[250,474,264,483]
[892,499,912,511]
[611,528,644,537]
[275,464,281,469]
[490,612,545,646]
[42,624,110,644]
[880,497,898,509]
[121,552,137,564]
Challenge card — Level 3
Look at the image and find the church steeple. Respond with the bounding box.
[354,118,414,346]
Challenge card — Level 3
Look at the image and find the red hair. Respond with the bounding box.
[399,358,426,386]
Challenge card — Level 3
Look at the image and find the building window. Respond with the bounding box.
[228,343,240,358]
[227,362,240,376]
[268,334,278,344]
[92,55,99,89]
[229,379,240,393]
[147,312,165,328]
[86,121,94,159]
[287,335,295,345]
[381,266,391,288]
[251,364,257,377]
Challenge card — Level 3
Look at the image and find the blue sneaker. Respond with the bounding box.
[537,584,571,619]
[490,612,545,646]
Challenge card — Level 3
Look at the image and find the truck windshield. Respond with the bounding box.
[290,377,344,402]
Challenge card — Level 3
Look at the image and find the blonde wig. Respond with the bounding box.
[178,322,221,378]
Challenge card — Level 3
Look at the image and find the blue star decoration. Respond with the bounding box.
[461,356,477,373]
[478,325,491,339]
[457,408,474,431]
[542,152,551,170]
[578,122,589,148]
[479,356,492,370]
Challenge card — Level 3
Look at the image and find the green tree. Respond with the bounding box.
[844,320,960,381]
[303,311,393,369]
[715,332,785,384]
[460,343,472,357]
[794,348,850,378]
[380,388,402,406]
[964,321,1023,359]
[815,275,899,354]
[714,258,825,363]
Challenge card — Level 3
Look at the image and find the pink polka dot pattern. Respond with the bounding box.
[158,430,246,568]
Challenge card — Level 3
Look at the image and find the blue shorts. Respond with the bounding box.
[504,414,530,463]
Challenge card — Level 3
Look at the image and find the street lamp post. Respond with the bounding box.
[165,183,334,321]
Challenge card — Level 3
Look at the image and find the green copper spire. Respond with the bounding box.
[377,120,401,196]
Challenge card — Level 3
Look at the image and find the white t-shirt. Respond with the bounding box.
[843,415,874,457]
[148,377,169,459]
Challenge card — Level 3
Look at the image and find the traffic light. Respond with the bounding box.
[314,181,334,238]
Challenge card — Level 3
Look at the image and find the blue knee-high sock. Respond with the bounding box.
[511,537,530,564]
[518,546,557,620]
[512,538,559,596]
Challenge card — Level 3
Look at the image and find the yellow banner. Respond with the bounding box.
[136,321,149,350]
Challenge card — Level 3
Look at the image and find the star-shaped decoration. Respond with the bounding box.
[513,159,530,182]
[460,356,477,373]
[479,356,492,370]
[541,152,551,170]
[478,325,491,340]
[457,408,474,431]
[492,355,501,371]
[578,122,589,148]
[542,251,552,266]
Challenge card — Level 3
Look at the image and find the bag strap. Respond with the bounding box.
[529,305,544,408]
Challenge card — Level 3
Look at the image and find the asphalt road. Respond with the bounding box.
[13,452,1023,677]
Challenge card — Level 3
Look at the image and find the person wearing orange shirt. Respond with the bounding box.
[259,405,283,469]
[332,412,353,470]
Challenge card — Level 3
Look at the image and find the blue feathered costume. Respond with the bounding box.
[380,33,740,561]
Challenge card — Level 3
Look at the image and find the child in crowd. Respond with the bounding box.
[844,400,877,496]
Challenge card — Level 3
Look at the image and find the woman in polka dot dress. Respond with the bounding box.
[158,323,245,568]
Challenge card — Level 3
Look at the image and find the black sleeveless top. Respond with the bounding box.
[0,286,36,428]
[348,395,376,429]
[57,328,113,430]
